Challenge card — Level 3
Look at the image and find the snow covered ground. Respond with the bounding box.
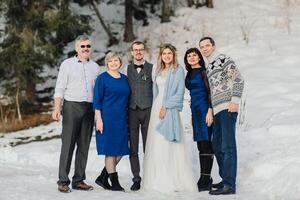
[1,0,300,199]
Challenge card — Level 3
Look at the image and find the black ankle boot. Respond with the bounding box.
[130,180,141,191]
[109,172,125,191]
[198,175,213,191]
[95,167,111,190]
[197,141,214,192]
[197,154,214,191]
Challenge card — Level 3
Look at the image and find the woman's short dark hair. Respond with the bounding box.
[199,36,215,46]
[184,48,205,72]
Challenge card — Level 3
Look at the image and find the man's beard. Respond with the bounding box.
[135,57,143,62]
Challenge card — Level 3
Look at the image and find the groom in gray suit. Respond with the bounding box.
[126,41,153,191]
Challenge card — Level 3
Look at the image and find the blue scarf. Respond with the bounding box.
[153,66,185,142]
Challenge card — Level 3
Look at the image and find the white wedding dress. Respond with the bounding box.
[142,73,197,193]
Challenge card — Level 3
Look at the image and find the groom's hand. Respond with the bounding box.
[159,106,166,120]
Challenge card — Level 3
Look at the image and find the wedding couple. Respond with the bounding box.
[126,41,197,193]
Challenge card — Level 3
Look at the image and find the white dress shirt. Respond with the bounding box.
[54,56,100,102]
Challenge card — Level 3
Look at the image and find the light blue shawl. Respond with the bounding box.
[153,66,185,142]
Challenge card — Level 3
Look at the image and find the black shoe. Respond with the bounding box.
[109,172,125,192]
[211,181,224,189]
[58,184,71,193]
[95,167,111,190]
[72,182,93,191]
[197,177,213,192]
[209,185,236,195]
[130,181,141,191]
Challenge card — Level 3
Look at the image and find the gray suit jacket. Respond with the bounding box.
[127,61,153,109]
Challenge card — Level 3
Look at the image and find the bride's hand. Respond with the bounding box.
[159,106,166,120]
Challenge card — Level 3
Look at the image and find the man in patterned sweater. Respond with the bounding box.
[199,37,244,195]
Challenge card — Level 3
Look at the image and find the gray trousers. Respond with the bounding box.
[128,107,151,183]
[57,100,94,186]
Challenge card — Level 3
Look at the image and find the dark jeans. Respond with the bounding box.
[57,100,94,186]
[212,110,238,190]
[128,107,151,183]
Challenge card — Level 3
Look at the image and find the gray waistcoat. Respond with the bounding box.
[127,61,153,109]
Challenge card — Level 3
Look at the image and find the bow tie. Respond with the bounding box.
[134,64,144,69]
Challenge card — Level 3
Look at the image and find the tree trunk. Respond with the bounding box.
[0,104,3,123]
[26,80,38,104]
[90,0,118,46]
[16,86,22,122]
[124,0,136,42]
[206,0,213,8]
[161,0,171,23]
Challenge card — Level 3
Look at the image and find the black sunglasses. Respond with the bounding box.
[80,44,91,48]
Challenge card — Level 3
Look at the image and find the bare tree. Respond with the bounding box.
[124,0,136,42]
[90,0,118,46]
[161,0,171,23]
[238,9,256,44]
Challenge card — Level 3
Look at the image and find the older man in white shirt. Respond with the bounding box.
[52,35,100,193]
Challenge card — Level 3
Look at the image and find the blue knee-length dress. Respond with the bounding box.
[93,72,130,156]
[185,67,212,141]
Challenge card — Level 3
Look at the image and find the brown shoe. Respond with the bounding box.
[72,182,94,191]
[58,184,71,193]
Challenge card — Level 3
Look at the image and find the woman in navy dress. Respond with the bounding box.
[93,52,130,191]
[184,48,214,192]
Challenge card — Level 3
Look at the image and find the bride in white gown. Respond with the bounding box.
[142,44,197,193]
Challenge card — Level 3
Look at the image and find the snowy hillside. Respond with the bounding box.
[1,0,300,199]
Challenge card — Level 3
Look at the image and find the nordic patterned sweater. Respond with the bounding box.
[206,51,244,115]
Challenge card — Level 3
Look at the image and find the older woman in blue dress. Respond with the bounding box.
[184,48,214,192]
[93,52,130,191]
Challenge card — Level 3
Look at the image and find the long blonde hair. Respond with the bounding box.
[156,43,179,75]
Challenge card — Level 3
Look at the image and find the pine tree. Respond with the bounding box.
[0,0,91,120]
